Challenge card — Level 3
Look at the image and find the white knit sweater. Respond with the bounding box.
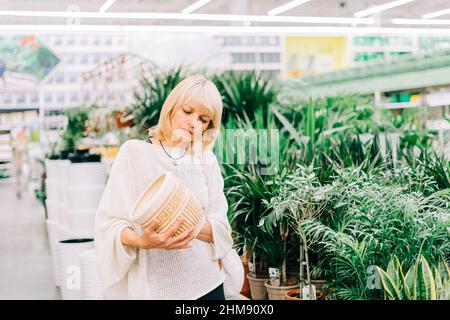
[94,139,233,299]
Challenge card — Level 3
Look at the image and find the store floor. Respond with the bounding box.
[0,181,60,300]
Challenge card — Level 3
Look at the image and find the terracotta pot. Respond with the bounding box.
[284,288,324,301]
[240,263,252,299]
[285,289,302,300]
[264,280,299,300]
[247,274,269,300]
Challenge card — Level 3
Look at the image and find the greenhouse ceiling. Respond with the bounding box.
[2,0,450,35]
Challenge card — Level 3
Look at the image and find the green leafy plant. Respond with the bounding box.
[61,107,91,152]
[213,71,276,126]
[376,254,450,300]
[300,170,450,300]
[131,67,185,136]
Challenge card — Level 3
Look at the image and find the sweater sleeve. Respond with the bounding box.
[94,140,140,299]
[202,150,233,261]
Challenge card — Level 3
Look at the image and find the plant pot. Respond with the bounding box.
[264,280,299,300]
[285,288,325,300]
[67,209,96,238]
[46,219,61,287]
[285,289,302,300]
[240,262,252,299]
[67,162,106,186]
[247,274,269,300]
[129,172,205,237]
[79,249,104,300]
[67,185,105,211]
[57,238,95,300]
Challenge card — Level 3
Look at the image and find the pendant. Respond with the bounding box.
[173,160,178,166]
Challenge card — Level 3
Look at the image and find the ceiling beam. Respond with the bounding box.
[267,0,312,16]
[354,0,417,18]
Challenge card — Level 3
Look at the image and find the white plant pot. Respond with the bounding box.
[58,203,70,229]
[67,185,105,211]
[68,163,107,187]
[59,184,69,207]
[45,199,61,224]
[67,209,96,238]
[45,179,60,203]
[45,159,61,181]
[79,249,104,300]
[57,238,94,300]
[46,219,61,287]
[57,160,70,184]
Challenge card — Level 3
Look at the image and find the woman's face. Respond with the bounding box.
[171,103,212,142]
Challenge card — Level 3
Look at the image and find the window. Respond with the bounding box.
[55,73,64,84]
[260,36,271,46]
[44,93,52,103]
[54,37,62,45]
[57,93,65,103]
[17,93,26,104]
[3,94,12,104]
[224,36,241,46]
[66,54,76,64]
[80,36,88,46]
[104,37,112,45]
[70,92,78,102]
[30,93,38,103]
[268,37,279,46]
[231,53,256,64]
[261,70,280,79]
[93,37,100,46]
[246,37,256,46]
[80,54,89,64]
[68,73,78,83]
[93,54,101,64]
[260,53,280,63]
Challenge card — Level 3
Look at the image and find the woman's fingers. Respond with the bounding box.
[144,219,160,234]
[161,218,186,240]
[165,226,195,246]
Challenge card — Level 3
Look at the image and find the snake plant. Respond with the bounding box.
[376,254,450,300]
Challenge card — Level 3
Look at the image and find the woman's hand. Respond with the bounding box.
[139,218,196,250]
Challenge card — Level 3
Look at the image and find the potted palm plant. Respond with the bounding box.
[226,164,274,300]
[265,165,331,300]
[260,220,300,300]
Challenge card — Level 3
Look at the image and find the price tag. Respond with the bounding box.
[268,267,280,286]
[302,284,317,300]
[248,262,256,276]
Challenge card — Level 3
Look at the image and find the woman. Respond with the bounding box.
[94,75,235,300]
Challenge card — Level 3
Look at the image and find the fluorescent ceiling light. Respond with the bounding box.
[268,0,312,16]
[99,0,116,13]
[354,0,416,18]
[393,18,450,25]
[182,0,212,14]
[422,8,450,19]
[0,10,374,24]
[1,24,450,36]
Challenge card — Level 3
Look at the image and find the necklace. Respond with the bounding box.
[159,140,187,166]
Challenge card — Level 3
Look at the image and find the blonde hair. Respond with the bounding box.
[148,75,223,153]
